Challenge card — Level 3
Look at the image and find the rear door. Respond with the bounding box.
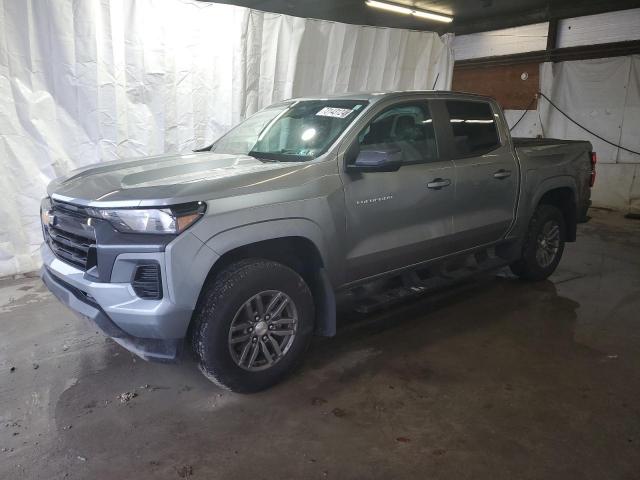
[436,98,518,251]
[341,99,457,282]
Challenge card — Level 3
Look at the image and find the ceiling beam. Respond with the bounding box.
[453,0,639,34]
[545,18,559,51]
[199,0,640,35]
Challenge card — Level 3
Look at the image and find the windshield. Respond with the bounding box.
[211,100,368,161]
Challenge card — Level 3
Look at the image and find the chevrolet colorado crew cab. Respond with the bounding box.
[40,91,595,392]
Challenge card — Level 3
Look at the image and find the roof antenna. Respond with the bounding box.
[431,73,440,90]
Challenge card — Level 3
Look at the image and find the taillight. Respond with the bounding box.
[589,151,597,187]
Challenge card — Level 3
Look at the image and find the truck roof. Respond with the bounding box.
[281,90,495,104]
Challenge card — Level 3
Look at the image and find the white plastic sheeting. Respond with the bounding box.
[239,13,453,117]
[0,0,453,277]
[504,109,543,138]
[504,56,640,213]
[539,57,640,213]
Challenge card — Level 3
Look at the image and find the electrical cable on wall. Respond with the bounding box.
[510,91,640,156]
[509,96,537,132]
[537,104,545,139]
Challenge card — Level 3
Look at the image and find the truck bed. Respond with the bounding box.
[512,137,591,148]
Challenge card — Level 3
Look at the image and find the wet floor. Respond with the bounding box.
[1,209,639,479]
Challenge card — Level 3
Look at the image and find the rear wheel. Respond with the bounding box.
[510,204,566,281]
[192,259,314,393]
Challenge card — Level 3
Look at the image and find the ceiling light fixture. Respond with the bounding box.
[411,9,453,23]
[365,0,453,23]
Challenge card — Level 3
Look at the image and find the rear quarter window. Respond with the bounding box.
[445,100,501,158]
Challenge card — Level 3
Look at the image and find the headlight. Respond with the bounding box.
[40,197,53,226]
[94,202,206,234]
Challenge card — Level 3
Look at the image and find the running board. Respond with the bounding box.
[353,252,507,314]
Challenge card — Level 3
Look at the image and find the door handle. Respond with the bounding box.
[427,178,451,190]
[493,169,512,180]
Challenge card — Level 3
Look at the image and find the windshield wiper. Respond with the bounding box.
[247,151,279,162]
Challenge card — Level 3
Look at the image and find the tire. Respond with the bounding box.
[192,258,314,393]
[510,204,566,281]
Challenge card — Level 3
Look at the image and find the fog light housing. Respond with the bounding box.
[131,263,162,300]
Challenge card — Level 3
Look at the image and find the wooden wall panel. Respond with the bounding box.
[452,63,540,110]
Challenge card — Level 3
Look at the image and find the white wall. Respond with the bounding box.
[452,8,640,61]
[452,23,548,61]
[0,0,453,277]
[557,9,640,48]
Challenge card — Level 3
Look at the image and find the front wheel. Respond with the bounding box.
[510,204,566,281]
[192,259,314,393]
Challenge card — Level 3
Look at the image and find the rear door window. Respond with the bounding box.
[445,100,501,158]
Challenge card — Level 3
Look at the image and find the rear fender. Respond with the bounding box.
[511,175,577,239]
[529,176,577,215]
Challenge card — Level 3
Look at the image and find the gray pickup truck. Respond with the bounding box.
[40,91,595,392]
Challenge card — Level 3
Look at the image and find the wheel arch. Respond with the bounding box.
[530,177,578,242]
[195,221,337,338]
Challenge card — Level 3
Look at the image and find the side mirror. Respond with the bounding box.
[347,146,403,173]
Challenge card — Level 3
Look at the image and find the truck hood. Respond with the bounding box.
[48,152,303,207]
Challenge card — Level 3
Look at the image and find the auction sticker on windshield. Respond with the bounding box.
[316,107,354,119]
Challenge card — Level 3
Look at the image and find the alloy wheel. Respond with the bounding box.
[535,220,560,268]
[228,290,298,372]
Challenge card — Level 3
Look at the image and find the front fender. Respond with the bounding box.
[203,217,331,268]
[203,218,338,337]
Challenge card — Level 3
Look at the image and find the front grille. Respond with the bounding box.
[43,201,96,270]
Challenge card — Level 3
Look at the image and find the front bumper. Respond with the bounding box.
[40,232,219,361]
[41,266,181,361]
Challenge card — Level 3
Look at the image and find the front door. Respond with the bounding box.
[341,100,456,282]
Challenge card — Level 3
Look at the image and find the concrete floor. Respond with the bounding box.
[1,208,639,479]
